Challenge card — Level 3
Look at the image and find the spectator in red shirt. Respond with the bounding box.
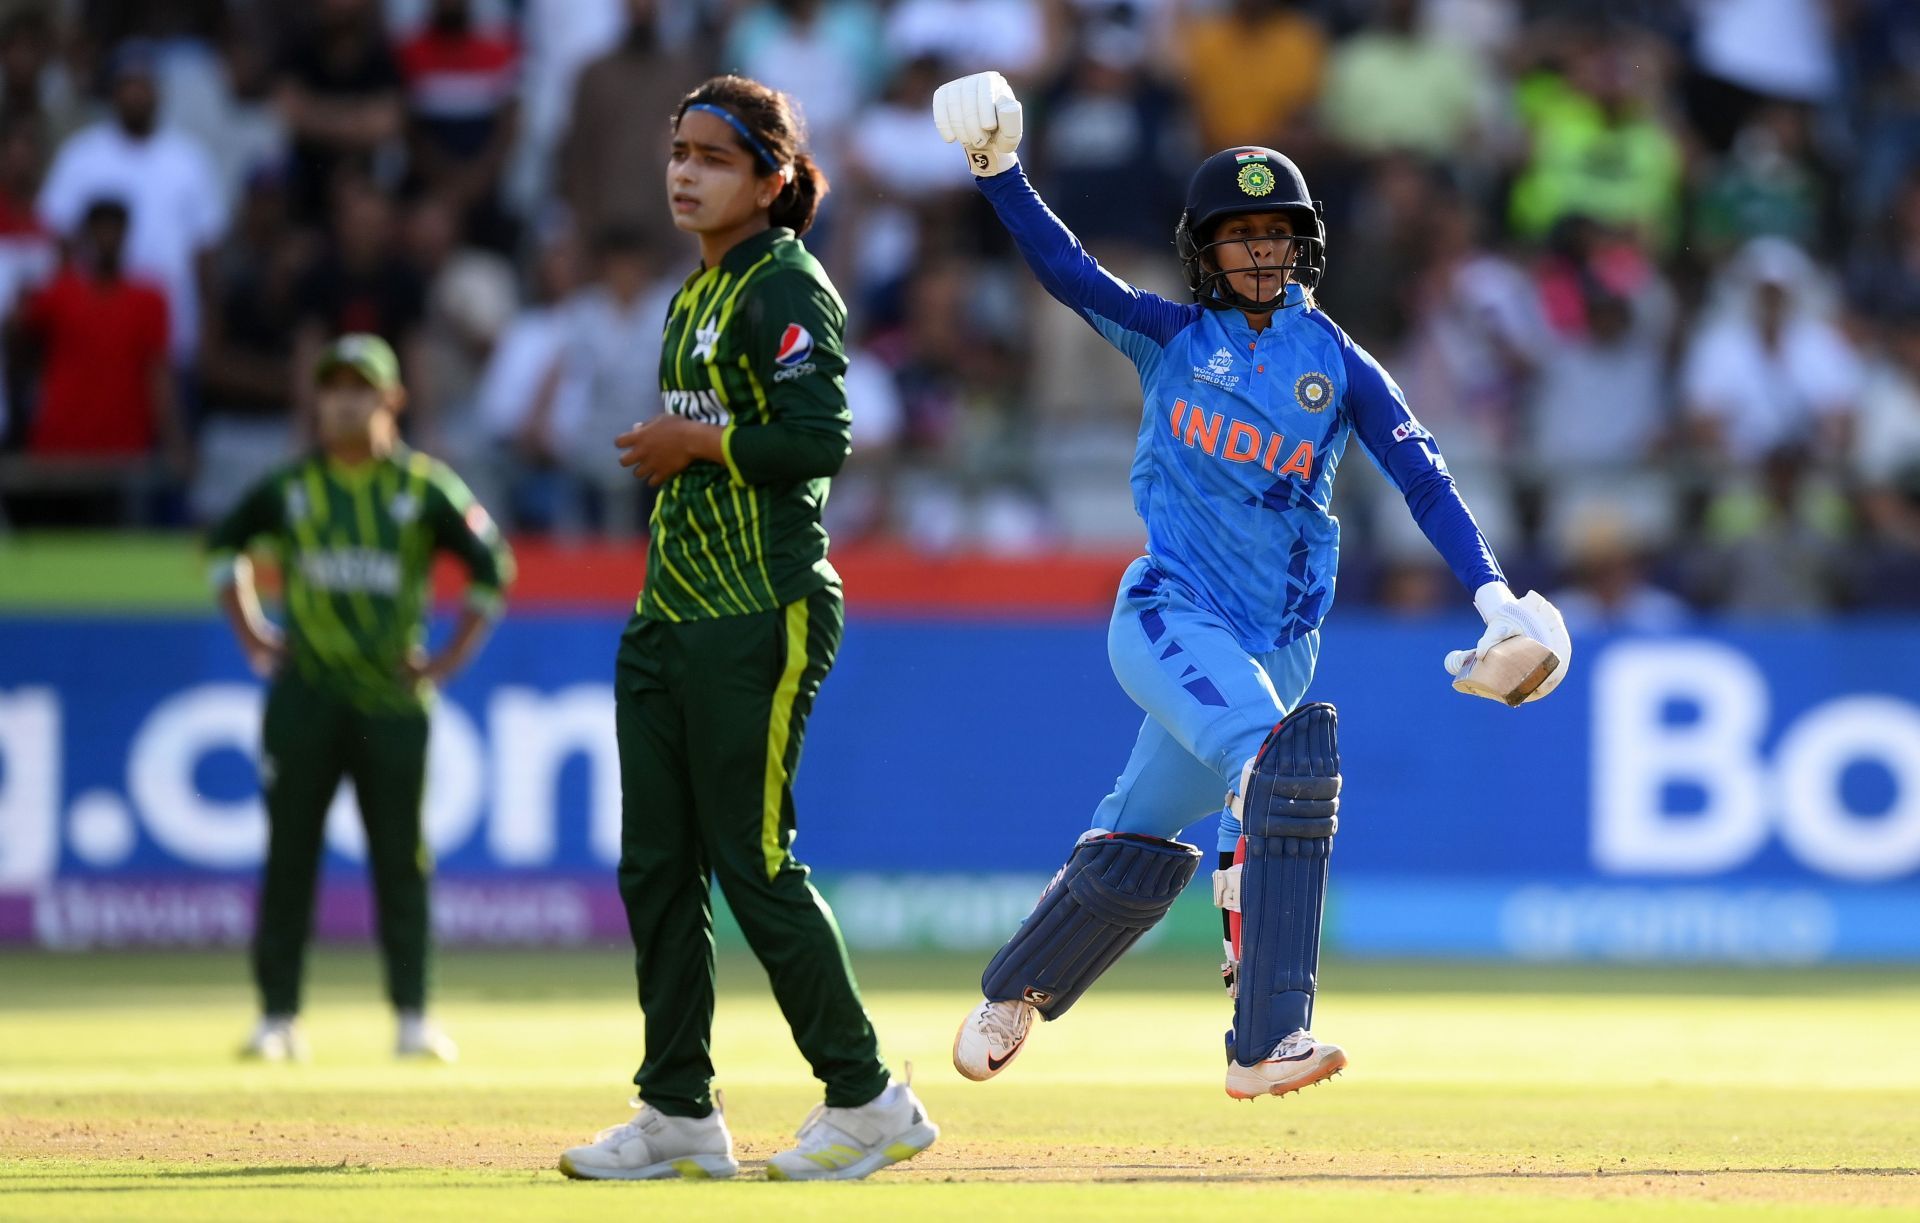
[398,0,520,251]
[8,198,184,521]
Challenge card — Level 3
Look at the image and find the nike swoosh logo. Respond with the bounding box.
[986,1048,1017,1072]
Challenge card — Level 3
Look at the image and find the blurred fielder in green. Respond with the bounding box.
[206,333,513,1063]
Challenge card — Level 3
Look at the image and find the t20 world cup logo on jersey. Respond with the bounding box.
[1193,346,1240,390]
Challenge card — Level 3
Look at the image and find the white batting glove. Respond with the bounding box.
[1444,582,1573,705]
[931,70,1024,177]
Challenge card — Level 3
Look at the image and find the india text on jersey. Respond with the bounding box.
[1170,398,1316,481]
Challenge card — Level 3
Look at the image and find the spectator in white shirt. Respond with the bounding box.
[841,56,976,302]
[504,0,623,215]
[1526,220,1679,553]
[824,340,905,543]
[724,0,888,177]
[37,40,226,370]
[1854,307,1920,549]
[1681,236,1861,467]
[885,0,1047,79]
[1685,0,1838,151]
[159,15,289,219]
[475,226,587,529]
[560,224,675,536]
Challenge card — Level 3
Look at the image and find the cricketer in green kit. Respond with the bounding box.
[557,75,936,1183]
[206,333,513,1064]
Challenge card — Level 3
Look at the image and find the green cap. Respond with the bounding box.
[314,333,402,390]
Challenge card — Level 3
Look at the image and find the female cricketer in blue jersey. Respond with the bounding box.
[935,72,1574,1099]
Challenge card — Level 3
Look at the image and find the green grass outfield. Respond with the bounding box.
[0,533,208,609]
[3,949,1918,1222]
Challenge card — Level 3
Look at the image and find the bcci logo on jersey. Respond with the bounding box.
[1294,372,1333,413]
[1192,346,1240,390]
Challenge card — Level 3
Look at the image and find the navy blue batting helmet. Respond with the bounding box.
[1174,146,1325,313]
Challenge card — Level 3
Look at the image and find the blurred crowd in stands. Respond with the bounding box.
[2,0,1920,625]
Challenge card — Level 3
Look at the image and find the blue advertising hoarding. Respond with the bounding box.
[2,612,1917,960]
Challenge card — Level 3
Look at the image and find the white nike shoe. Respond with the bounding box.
[1225,1029,1347,1099]
[395,1012,459,1062]
[951,998,1035,1081]
[765,1069,939,1181]
[240,1015,308,1063]
[558,1099,740,1181]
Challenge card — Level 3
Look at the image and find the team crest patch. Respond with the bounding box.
[775,323,814,367]
[1237,162,1276,197]
[692,316,720,361]
[1294,371,1333,413]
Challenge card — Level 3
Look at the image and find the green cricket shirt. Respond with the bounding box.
[641,225,853,621]
[206,447,514,712]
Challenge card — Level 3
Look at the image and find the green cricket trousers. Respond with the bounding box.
[614,584,889,1117]
[254,667,431,1015]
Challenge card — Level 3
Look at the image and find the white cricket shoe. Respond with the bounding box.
[1225,1029,1347,1099]
[558,1100,740,1181]
[240,1015,308,1063]
[395,1012,459,1062]
[765,1070,939,1181]
[951,998,1035,1081]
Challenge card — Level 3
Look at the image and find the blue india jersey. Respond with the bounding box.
[980,167,1504,652]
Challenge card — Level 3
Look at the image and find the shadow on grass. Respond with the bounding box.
[926,1164,1920,1185]
[10,1163,1919,1192]
[6,1165,373,1180]
[8,949,1920,1011]
[0,1164,382,1190]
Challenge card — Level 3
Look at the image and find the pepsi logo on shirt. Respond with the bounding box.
[772,323,818,382]
[775,324,814,367]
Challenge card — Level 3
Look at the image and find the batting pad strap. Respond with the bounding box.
[1252,813,1337,838]
[981,832,1201,1020]
[1212,864,1242,913]
[1243,743,1339,840]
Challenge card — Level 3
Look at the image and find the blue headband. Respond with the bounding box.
[686,103,782,175]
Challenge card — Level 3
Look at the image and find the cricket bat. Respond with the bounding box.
[1450,636,1560,708]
